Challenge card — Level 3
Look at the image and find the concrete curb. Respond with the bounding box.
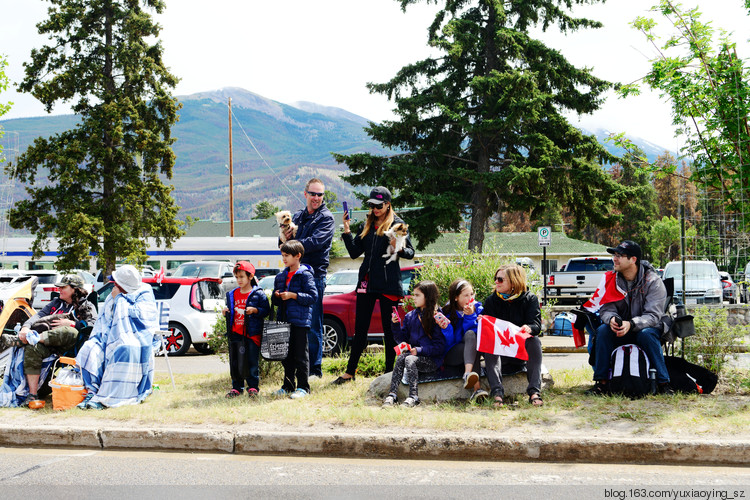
[1,425,748,466]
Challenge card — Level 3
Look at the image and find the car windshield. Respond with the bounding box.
[566,260,613,272]
[195,280,223,301]
[172,263,221,278]
[664,262,718,279]
[258,276,275,289]
[327,272,358,286]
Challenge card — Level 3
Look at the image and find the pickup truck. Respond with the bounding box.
[546,256,613,304]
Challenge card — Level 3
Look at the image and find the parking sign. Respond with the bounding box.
[538,226,551,246]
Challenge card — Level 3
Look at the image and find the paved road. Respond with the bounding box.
[1,447,748,499]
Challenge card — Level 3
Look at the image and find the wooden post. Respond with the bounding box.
[228,97,234,237]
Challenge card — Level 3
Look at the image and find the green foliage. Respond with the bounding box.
[0,54,10,162]
[647,216,697,266]
[411,240,538,306]
[323,190,340,212]
[253,200,280,220]
[334,0,625,252]
[7,0,183,272]
[323,351,386,378]
[687,307,747,374]
[624,1,750,226]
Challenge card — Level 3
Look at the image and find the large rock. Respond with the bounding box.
[367,365,554,403]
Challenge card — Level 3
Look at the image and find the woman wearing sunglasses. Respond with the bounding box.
[332,186,414,384]
[480,264,544,407]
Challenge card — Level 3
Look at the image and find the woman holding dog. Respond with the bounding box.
[331,187,415,384]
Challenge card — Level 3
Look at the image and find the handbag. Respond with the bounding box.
[260,320,291,360]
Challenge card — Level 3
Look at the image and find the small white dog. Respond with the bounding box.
[382,222,409,264]
[276,210,298,243]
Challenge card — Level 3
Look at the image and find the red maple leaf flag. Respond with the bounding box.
[477,315,532,360]
[154,265,166,284]
[570,271,626,348]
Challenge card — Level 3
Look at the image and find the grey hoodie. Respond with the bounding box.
[599,260,667,332]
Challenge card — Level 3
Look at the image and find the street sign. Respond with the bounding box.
[538,226,551,246]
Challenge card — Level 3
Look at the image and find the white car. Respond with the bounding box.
[325,270,359,295]
[24,270,95,310]
[96,276,223,355]
[171,261,237,293]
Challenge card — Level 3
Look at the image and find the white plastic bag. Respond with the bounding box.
[54,365,83,386]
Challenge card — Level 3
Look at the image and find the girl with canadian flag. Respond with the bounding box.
[478,264,544,407]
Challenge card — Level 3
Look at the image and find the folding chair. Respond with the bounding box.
[661,277,696,358]
[154,301,176,389]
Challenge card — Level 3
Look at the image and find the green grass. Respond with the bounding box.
[5,363,750,439]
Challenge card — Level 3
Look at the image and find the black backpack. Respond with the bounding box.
[609,344,651,398]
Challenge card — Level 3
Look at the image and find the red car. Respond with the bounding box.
[322,265,421,356]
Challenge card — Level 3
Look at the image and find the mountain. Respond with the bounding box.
[585,128,676,164]
[0,87,676,226]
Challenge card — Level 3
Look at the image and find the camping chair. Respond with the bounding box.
[154,301,176,389]
[661,277,696,358]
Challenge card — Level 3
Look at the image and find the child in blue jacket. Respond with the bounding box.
[441,278,488,402]
[382,280,448,408]
[272,240,318,399]
[223,261,270,398]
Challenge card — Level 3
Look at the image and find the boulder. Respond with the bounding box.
[367,365,554,403]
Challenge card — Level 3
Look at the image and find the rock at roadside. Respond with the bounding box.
[367,366,554,403]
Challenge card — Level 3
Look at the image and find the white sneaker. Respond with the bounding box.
[402,396,420,408]
[463,371,479,390]
[382,394,397,407]
[289,388,308,399]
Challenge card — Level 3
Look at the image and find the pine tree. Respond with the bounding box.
[334,0,624,251]
[8,0,182,272]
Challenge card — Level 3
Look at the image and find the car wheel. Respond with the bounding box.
[192,342,214,355]
[164,322,192,356]
[322,318,345,357]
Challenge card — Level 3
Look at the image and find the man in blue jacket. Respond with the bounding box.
[281,178,334,379]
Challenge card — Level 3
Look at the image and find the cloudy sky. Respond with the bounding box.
[1,0,748,149]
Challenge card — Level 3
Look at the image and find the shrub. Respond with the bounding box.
[323,350,386,378]
[685,306,747,374]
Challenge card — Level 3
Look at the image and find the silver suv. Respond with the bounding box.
[663,260,722,305]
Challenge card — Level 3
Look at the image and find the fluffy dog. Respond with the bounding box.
[276,210,298,243]
[382,222,409,264]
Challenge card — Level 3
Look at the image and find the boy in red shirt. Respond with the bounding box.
[223,261,270,397]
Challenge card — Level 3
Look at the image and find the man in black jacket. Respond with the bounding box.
[281,178,334,379]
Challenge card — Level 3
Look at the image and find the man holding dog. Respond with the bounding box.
[588,240,672,395]
[281,178,334,379]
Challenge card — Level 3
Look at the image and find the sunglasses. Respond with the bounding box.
[307,191,324,197]
[494,276,505,283]
[368,202,384,209]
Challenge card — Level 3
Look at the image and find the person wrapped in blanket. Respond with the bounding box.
[0,274,97,408]
[75,265,159,410]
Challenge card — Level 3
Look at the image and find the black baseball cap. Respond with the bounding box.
[367,186,392,205]
[607,240,642,261]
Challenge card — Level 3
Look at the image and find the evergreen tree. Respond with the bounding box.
[617,147,658,259]
[7,0,182,272]
[253,201,280,220]
[334,0,624,251]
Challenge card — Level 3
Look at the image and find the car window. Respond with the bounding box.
[258,276,275,289]
[400,268,416,296]
[97,282,114,303]
[33,274,59,285]
[172,263,221,278]
[150,283,181,300]
[327,272,358,286]
[195,281,223,301]
[566,260,613,272]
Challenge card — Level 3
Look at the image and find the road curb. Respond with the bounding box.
[1,425,749,466]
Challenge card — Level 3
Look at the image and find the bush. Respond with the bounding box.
[685,307,747,374]
[412,241,541,306]
[323,350,386,378]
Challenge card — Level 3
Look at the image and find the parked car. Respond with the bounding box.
[255,268,280,279]
[257,275,275,298]
[171,261,237,293]
[324,270,358,296]
[719,272,740,304]
[96,276,223,355]
[663,260,722,305]
[321,265,421,356]
[546,256,614,304]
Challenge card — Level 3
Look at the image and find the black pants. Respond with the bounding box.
[346,293,398,376]
[228,335,260,392]
[282,325,310,393]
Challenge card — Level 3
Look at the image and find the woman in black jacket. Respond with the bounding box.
[331,187,415,384]
[482,264,544,407]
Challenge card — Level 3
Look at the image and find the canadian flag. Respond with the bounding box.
[477,315,531,360]
[154,265,166,284]
[571,271,626,348]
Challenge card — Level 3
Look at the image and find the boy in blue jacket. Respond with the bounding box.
[224,261,270,398]
[272,240,318,399]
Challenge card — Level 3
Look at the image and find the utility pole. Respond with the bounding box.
[228,97,234,237]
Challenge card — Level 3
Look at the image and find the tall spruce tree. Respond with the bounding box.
[8,0,182,271]
[333,0,624,251]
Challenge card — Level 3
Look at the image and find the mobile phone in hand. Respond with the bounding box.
[342,201,350,221]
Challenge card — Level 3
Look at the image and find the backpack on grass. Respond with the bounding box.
[609,344,651,398]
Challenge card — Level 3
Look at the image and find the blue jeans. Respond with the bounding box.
[308,276,326,377]
[593,323,670,383]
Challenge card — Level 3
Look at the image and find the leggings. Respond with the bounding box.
[345,293,398,376]
[388,353,439,399]
[443,330,481,370]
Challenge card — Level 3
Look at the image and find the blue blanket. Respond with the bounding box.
[0,347,54,407]
[76,284,159,408]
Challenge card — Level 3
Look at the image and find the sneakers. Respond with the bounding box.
[586,381,610,396]
[402,396,420,408]
[22,393,44,409]
[225,389,241,399]
[330,375,354,385]
[470,389,489,403]
[77,393,94,409]
[382,394,397,407]
[463,371,479,390]
[247,388,259,397]
[289,388,308,399]
[272,388,290,396]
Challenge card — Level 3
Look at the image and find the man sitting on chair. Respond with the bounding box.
[587,240,671,395]
[0,275,97,408]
